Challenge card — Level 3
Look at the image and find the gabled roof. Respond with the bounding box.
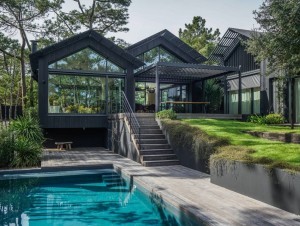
[208,28,256,65]
[126,29,207,64]
[30,29,144,79]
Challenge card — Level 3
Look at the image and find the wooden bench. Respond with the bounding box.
[55,142,73,150]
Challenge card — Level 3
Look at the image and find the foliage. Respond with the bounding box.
[179,16,220,57]
[161,120,229,173]
[248,113,285,125]
[184,119,300,171]
[246,0,300,76]
[156,109,177,120]
[204,79,223,113]
[0,127,14,167]
[265,113,285,124]
[0,0,63,108]
[11,138,42,167]
[9,115,44,143]
[247,114,266,124]
[41,0,132,43]
[0,115,43,168]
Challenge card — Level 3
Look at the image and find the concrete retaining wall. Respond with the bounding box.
[108,114,139,163]
[210,160,300,215]
[157,119,210,173]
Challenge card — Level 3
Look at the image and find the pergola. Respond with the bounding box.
[134,62,241,112]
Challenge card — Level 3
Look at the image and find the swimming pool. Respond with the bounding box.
[0,168,198,226]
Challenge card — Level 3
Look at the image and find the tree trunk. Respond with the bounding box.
[29,76,34,107]
[20,34,27,112]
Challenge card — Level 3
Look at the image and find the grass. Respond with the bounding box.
[183,119,300,171]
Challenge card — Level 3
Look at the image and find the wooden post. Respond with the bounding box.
[238,65,242,114]
[223,75,228,114]
[155,64,160,112]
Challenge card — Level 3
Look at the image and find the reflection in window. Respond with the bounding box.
[143,47,160,67]
[107,78,124,113]
[137,46,183,69]
[160,48,182,63]
[48,48,125,73]
[48,74,106,114]
[229,90,238,114]
[242,89,251,114]
[253,88,260,114]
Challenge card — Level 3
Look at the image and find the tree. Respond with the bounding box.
[246,0,300,128]
[0,33,21,121]
[0,0,62,109]
[41,0,132,43]
[246,0,300,76]
[179,16,220,58]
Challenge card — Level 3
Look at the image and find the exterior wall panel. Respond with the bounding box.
[224,44,259,73]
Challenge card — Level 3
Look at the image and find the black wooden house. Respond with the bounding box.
[30,28,299,147]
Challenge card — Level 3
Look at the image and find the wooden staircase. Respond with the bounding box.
[134,114,180,167]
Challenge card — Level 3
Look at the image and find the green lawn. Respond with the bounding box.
[183,119,300,171]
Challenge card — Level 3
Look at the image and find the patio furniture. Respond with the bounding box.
[55,141,73,150]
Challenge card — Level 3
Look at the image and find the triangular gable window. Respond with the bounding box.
[137,46,182,68]
[49,48,125,73]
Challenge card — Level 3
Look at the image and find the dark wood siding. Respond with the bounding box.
[45,115,108,128]
[224,44,259,73]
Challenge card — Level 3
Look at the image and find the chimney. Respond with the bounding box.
[31,40,38,53]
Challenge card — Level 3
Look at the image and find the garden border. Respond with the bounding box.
[210,159,300,215]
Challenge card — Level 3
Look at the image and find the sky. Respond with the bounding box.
[104,0,264,44]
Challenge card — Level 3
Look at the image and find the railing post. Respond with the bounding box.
[138,127,141,150]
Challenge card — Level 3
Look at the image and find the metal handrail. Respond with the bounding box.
[121,91,141,149]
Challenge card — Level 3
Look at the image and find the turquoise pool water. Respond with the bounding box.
[0,169,197,226]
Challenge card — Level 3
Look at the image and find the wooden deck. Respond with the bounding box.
[41,147,300,225]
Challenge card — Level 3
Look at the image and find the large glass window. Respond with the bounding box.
[253,88,260,114]
[137,46,183,69]
[229,90,238,114]
[48,74,106,114]
[143,47,160,67]
[49,48,125,73]
[160,48,182,63]
[107,78,124,113]
[242,89,251,114]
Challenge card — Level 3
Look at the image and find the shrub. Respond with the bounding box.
[0,127,14,167]
[156,109,177,120]
[9,115,44,143]
[11,138,42,168]
[247,114,266,124]
[0,115,43,168]
[265,113,285,124]
[248,113,285,125]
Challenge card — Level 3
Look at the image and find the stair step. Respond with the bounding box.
[137,139,168,144]
[143,160,180,167]
[140,149,174,155]
[102,174,120,179]
[140,125,160,129]
[106,182,126,187]
[140,143,170,149]
[134,134,166,139]
[103,178,123,183]
[139,129,162,134]
[142,154,177,161]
